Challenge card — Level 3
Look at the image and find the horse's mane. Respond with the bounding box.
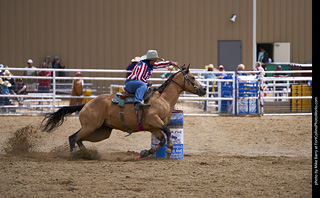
[155,71,180,94]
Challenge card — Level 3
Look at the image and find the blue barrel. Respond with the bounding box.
[151,110,184,159]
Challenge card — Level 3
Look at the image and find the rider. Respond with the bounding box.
[125,50,178,110]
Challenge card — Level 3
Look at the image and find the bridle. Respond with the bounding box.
[170,65,198,93]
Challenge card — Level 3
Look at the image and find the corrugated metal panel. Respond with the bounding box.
[0,0,312,72]
[256,0,312,63]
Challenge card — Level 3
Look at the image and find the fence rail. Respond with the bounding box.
[0,67,312,116]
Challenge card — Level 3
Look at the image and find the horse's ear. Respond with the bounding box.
[187,64,191,71]
[181,64,186,71]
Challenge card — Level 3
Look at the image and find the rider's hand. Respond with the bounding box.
[172,62,178,67]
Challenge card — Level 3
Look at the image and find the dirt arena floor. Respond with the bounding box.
[0,115,312,197]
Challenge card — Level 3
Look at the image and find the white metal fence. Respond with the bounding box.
[0,67,312,116]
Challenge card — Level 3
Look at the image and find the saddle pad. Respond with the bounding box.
[112,94,135,108]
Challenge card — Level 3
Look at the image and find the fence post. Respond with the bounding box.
[52,70,56,112]
[232,73,236,115]
[259,74,264,116]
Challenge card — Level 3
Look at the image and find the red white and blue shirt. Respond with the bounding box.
[127,60,172,84]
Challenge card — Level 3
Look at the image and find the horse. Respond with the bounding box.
[41,65,206,158]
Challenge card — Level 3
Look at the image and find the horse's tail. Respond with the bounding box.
[41,104,85,132]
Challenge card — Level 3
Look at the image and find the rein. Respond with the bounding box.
[156,65,198,94]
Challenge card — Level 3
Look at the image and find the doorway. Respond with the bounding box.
[257,43,273,63]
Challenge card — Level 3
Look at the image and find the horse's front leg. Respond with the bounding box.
[139,131,166,158]
[161,126,173,158]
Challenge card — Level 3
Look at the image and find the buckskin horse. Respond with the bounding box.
[41,65,206,158]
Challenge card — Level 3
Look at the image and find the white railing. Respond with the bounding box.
[0,67,312,116]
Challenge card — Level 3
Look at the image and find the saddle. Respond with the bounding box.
[111,87,154,108]
[111,87,155,136]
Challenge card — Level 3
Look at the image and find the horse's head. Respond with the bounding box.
[173,64,206,96]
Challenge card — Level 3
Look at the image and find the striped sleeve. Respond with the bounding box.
[153,61,172,69]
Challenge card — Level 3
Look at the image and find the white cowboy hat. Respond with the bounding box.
[131,56,141,63]
[145,50,164,61]
[27,59,33,64]
[205,64,215,70]
[4,70,12,80]
[3,80,11,87]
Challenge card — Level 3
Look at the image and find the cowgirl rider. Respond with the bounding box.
[125,50,178,110]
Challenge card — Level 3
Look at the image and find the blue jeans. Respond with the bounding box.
[125,80,147,103]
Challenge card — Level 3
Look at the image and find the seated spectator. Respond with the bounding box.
[1,80,12,106]
[216,65,227,79]
[12,78,27,105]
[237,64,247,76]
[70,72,84,106]
[3,69,15,93]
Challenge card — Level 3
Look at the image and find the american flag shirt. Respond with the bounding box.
[127,60,172,84]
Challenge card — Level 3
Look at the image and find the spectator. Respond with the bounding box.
[3,69,15,93]
[272,65,289,101]
[203,64,217,111]
[216,65,227,79]
[0,78,4,107]
[160,66,177,79]
[237,64,247,76]
[38,62,51,94]
[1,80,11,105]
[52,56,66,80]
[12,78,27,105]
[42,55,52,68]
[254,61,265,77]
[258,48,269,63]
[126,56,140,78]
[24,59,37,93]
[0,64,4,76]
[69,72,84,106]
[308,80,312,96]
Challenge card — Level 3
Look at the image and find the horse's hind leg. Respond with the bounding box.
[69,129,80,154]
[69,125,113,154]
[82,125,113,142]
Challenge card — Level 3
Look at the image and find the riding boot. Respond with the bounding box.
[133,102,151,111]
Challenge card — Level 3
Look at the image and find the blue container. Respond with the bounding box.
[151,110,184,159]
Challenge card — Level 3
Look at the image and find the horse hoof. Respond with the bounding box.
[140,150,149,158]
[165,149,172,159]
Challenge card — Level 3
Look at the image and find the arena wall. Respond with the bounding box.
[0,0,312,71]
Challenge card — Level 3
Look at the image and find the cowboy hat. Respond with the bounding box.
[145,50,164,61]
[131,56,141,63]
[205,64,215,70]
[0,78,3,85]
[27,59,33,64]
[4,70,12,80]
[3,80,11,87]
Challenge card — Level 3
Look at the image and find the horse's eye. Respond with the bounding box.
[191,77,195,80]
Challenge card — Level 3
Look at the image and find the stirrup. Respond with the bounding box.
[132,103,151,111]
